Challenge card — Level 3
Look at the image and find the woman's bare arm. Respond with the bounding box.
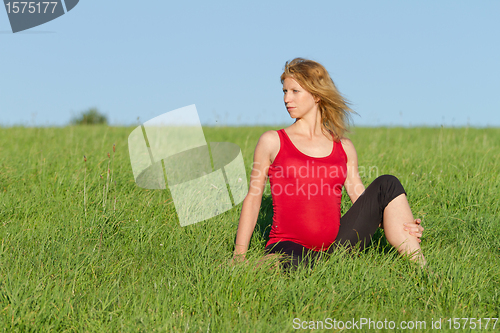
[341,138,365,204]
[341,137,424,237]
[233,131,279,260]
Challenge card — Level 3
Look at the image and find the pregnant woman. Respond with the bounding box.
[233,58,425,269]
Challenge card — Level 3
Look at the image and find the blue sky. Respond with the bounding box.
[1,1,499,127]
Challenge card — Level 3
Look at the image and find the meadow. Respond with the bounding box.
[0,126,499,332]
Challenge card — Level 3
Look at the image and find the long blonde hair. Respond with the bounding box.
[281,58,355,141]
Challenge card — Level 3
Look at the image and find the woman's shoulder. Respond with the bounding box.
[340,137,354,147]
[255,130,281,163]
[339,137,358,161]
[257,131,280,145]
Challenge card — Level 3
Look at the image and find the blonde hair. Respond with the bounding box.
[281,58,355,141]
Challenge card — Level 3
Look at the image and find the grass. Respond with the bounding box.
[0,125,499,332]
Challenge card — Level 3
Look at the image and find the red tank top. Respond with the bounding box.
[266,129,347,251]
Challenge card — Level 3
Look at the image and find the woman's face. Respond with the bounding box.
[282,77,318,119]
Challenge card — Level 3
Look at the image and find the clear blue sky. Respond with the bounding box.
[1,1,499,127]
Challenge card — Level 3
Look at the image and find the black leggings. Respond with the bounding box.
[264,175,406,269]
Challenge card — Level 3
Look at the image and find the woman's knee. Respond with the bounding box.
[374,174,400,186]
[370,175,405,204]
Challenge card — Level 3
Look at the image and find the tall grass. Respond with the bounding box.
[0,126,498,332]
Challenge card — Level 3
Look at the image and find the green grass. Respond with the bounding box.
[0,126,499,332]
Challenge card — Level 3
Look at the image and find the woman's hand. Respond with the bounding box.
[230,254,247,265]
[224,254,279,271]
[218,255,246,269]
[404,218,424,242]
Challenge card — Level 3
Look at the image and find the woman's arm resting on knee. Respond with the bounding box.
[340,139,425,241]
[340,138,365,204]
[233,131,278,262]
[404,218,424,242]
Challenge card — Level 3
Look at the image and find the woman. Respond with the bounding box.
[233,58,425,268]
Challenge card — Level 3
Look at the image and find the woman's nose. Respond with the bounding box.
[284,93,291,104]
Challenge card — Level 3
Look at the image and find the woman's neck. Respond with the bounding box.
[291,110,325,139]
